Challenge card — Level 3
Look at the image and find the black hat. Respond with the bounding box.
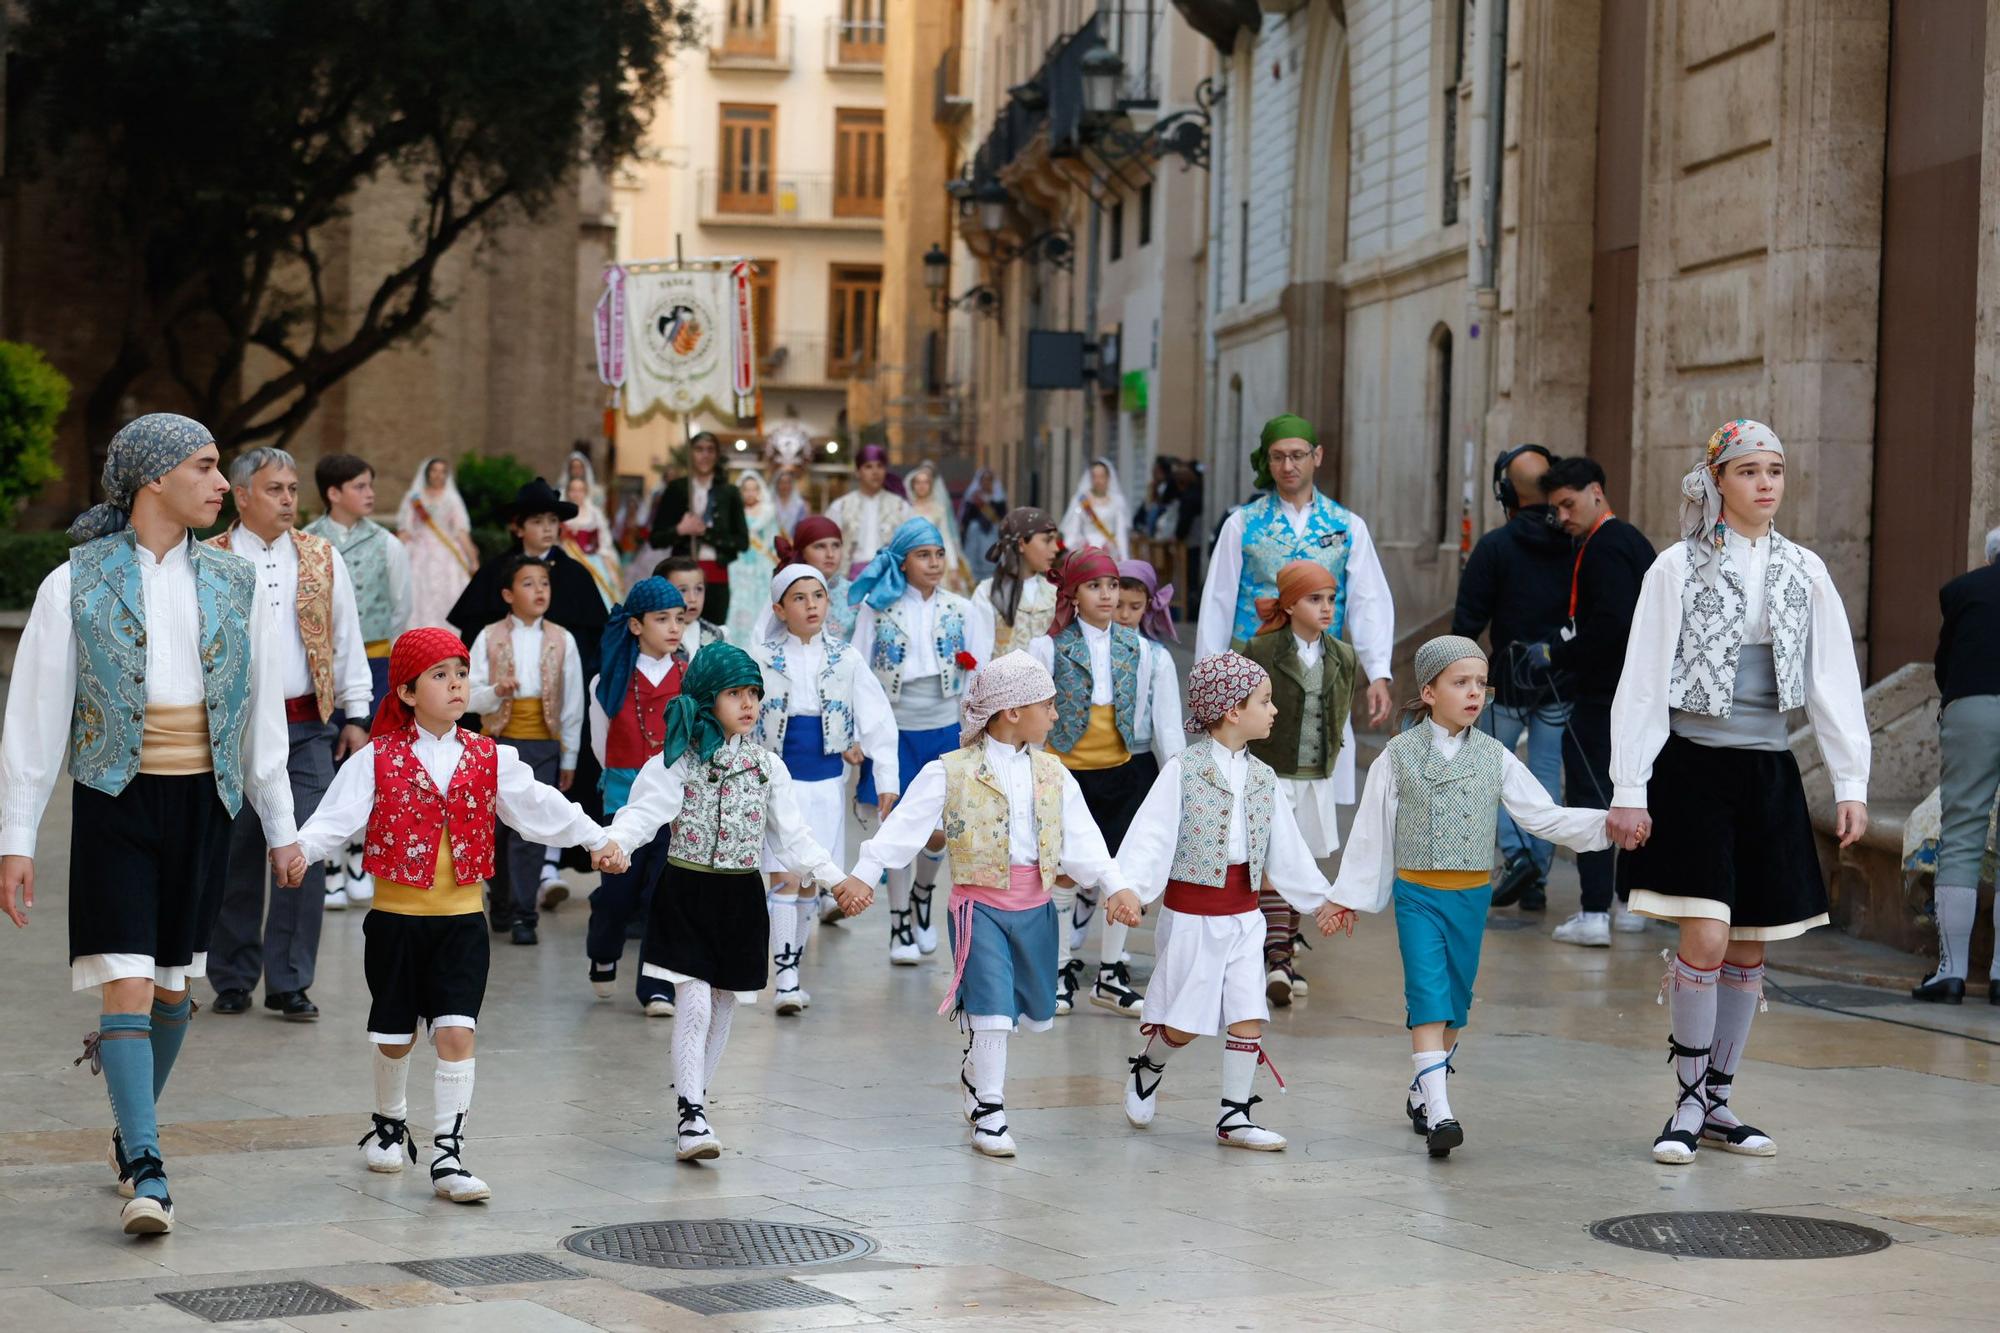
[506,478,578,523]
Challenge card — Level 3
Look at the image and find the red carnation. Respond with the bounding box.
[955,650,979,670]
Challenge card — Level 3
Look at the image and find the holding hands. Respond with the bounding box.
[1606,805,1652,852]
[1104,888,1143,928]
[270,844,309,888]
[1315,902,1356,937]
[831,875,874,918]
[592,842,630,875]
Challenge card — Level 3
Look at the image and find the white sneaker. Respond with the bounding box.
[1552,912,1611,947]
[643,996,676,1017]
[1124,1054,1163,1127]
[120,1195,173,1234]
[359,1115,413,1173]
[774,989,806,1016]
[676,1098,721,1161]
[323,888,350,911]
[1613,901,1650,933]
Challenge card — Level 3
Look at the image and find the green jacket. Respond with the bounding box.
[1243,627,1358,780]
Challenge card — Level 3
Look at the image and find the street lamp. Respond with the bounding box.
[923,243,949,294]
[1080,46,1125,121]
[974,179,1011,235]
[1083,75,1218,172]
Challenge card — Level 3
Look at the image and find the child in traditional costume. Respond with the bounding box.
[296,628,617,1202]
[1242,560,1358,1006]
[662,556,729,658]
[604,644,872,1161]
[771,514,857,642]
[848,652,1128,1157]
[970,507,1062,654]
[1326,635,1609,1157]
[849,516,993,966]
[584,576,687,1014]
[1108,652,1338,1151]
[1028,549,1183,1016]
[467,555,585,946]
[752,563,899,1013]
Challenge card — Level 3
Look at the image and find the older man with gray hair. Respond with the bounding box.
[205,448,373,1021]
[1915,524,2000,1005]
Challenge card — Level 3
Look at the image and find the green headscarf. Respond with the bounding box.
[1251,413,1318,491]
[657,642,765,769]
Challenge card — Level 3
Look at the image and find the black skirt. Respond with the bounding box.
[362,910,490,1040]
[69,775,234,967]
[642,860,770,992]
[1616,733,1827,932]
[1070,751,1159,855]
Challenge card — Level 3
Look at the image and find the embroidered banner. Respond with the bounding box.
[622,264,756,420]
[594,265,627,388]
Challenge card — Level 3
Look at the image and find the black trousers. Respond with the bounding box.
[1562,699,1620,913]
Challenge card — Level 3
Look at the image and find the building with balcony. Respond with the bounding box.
[610,0,889,486]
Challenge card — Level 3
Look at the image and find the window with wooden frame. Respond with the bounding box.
[718,104,776,214]
[838,0,886,65]
[723,0,778,58]
[833,109,885,218]
[828,265,882,377]
[749,260,777,366]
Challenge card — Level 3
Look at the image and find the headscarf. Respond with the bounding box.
[396,455,471,539]
[656,641,765,770]
[762,563,828,644]
[856,443,908,497]
[848,516,945,611]
[1414,634,1487,688]
[1679,419,1785,585]
[595,576,686,716]
[1047,547,1121,637]
[775,514,842,566]
[1116,558,1178,643]
[68,412,216,542]
[565,450,604,507]
[983,506,1060,624]
[1250,413,1317,492]
[1184,652,1270,733]
[957,651,1056,746]
[1253,559,1339,635]
[734,469,774,525]
[1061,456,1131,550]
[372,627,473,738]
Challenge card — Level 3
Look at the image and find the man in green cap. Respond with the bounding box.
[1195,414,1395,810]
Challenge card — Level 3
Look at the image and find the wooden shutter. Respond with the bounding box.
[828,265,882,377]
[750,260,777,366]
[838,0,886,65]
[718,104,775,214]
[724,0,778,58]
[833,109,885,219]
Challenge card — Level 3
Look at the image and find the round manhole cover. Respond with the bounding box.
[1589,1211,1892,1260]
[563,1219,874,1270]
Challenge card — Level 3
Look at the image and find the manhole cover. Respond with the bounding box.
[564,1219,874,1270]
[1771,984,1904,1010]
[396,1253,584,1287]
[158,1281,362,1322]
[651,1278,848,1314]
[1589,1211,1893,1259]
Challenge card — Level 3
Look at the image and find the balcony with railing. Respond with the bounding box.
[934,44,970,125]
[697,170,882,229]
[759,334,873,386]
[1095,1,1160,106]
[826,14,885,72]
[708,8,793,70]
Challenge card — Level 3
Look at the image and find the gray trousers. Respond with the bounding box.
[493,737,561,928]
[1938,694,2000,885]
[209,720,335,994]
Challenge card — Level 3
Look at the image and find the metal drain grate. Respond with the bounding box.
[158,1281,362,1322]
[396,1252,584,1287]
[650,1278,848,1315]
[565,1218,874,1270]
[1590,1211,1893,1260]
[1771,984,1905,1010]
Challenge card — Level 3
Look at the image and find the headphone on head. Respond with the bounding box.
[1491,443,1553,509]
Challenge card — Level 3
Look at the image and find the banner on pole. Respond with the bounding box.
[620,264,757,420]
[595,265,627,388]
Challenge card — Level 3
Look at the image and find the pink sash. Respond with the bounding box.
[940,864,1049,1016]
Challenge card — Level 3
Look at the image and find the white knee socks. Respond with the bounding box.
[1101,917,1130,966]
[967,1029,1007,1103]
[1221,1037,1260,1106]
[1667,955,1720,1137]
[769,890,799,984]
[704,992,736,1094]
[674,981,714,1105]
[1930,884,1977,982]
[1049,881,1076,967]
[1411,1049,1452,1122]
[373,1047,410,1120]
[792,891,819,961]
[433,1058,475,1143]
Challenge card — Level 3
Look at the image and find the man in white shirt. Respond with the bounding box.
[827,445,914,577]
[206,449,374,1022]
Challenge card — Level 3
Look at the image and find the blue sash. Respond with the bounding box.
[781,715,843,781]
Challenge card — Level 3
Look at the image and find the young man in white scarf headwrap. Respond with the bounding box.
[848,652,1128,1158]
[751,564,900,1013]
[1606,419,1870,1165]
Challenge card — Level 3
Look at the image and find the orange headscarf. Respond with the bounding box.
[1253,560,1338,635]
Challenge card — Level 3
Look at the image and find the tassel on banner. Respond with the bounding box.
[729,259,756,420]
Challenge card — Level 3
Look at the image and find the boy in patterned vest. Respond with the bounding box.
[296,628,617,1203]
[848,516,993,967]
[662,556,728,658]
[1028,549,1183,1017]
[752,564,899,1014]
[1108,652,1339,1151]
[307,453,411,911]
[604,644,872,1161]
[584,576,687,1015]
[1242,560,1359,1008]
[467,556,585,946]
[1326,636,1609,1158]
[850,652,1127,1158]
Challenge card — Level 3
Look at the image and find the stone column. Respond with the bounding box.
[1969,0,2000,560]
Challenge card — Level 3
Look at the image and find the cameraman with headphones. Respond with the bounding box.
[1451,444,1575,913]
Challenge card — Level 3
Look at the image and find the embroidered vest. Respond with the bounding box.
[865,591,973,702]
[1667,532,1814,717]
[670,740,775,871]
[1047,621,1141,753]
[1167,744,1276,891]
[939,746,1065,891]
[602,663,682,771]
[753,638,859,755]
[362,727,498,887]
[1243,629,1358,781]
[67,533,257,814]
[1386,725,1507,871]
[208,527,339,722]
[824,574,859,643]
[1230,492,1354,648]
[979,577,1055,654]
[306,515,396,641]
[480,619,566,737]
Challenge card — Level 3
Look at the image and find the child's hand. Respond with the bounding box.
[1316,903,1356,937]
[495,674,517,700]
[832,875,874,917]
[876,791,898,818]
[844,744,864,765]
[559,769,575,792]
[1104,889,1143,927]
[592,843,629,874]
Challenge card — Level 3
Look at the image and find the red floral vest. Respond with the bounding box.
[363,726,499,888]
[604,662,684,770]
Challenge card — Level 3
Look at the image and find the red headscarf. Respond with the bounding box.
[775,514,841,566]
[371,627,473,737]
[1253,560,1339,635]
[1046,548,1121,637]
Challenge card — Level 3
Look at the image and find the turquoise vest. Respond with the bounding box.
[1047,620,1140,753]
[307,515,395,640]
[68,532,257,814]
[1230,492,1354,649]
[1385,724,1506,872]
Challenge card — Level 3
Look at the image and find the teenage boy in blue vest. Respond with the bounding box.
[0,414,303,1235]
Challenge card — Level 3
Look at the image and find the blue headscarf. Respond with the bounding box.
[848,516,946,612]
[68,413,217,542]
[596,576,686,717]
[657,642,765,769]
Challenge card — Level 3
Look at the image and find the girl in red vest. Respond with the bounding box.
[295,628,621,1203]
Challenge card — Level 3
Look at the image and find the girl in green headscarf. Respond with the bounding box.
[604,642,873,1163]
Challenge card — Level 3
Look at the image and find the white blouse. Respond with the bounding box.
[229,525,374,716]
[606,739,845,887]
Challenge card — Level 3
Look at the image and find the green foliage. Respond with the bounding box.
[455,453,537,531]
[0,530,73,610]
[472,527,516,565]
[0,342,68,525]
